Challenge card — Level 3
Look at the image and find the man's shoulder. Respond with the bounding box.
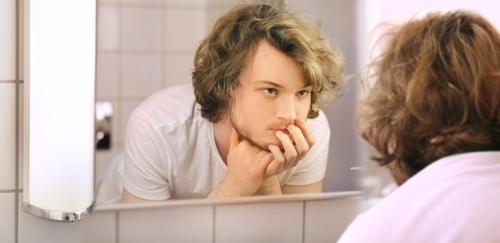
[307,110,330,137]
[133,84,201,126]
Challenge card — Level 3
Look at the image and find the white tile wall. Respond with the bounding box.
[96,53,120,98]
[0,0,16,80]
[121,54,162,97]
[215,202,303,243]
[0,84,16,190]
[164,54,193,87]
[19,193,116,243]
[164,8,205,52]
[121,7,162,51]
[304,197,361,243]
[97,5,120,50]
[0,193,15,243]
[121,0,163,5]
[119,205,213,243]
[165,0,206,6]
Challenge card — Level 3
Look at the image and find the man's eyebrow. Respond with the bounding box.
[256,80,312,89]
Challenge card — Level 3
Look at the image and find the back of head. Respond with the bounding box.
[192,3,344,122]
[361,11,500,182]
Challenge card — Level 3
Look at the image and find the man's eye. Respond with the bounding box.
[298,90,311,97]
[264,88,278,96]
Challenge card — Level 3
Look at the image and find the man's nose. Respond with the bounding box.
[276,97,297,123]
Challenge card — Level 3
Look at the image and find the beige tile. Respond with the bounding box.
[164,8,204,52]
[0,193,15,243]
[121,54,162,97]
[0,84,16,190]
[0,0,16,80]
[119,205,213,243]
[304,197,361,243]
[96,53,120,98]
[121,0,163,5]
[165,0,205,6]
[121,7,162,51]
[215,202,303,243]
[19,193,116,243]
[97,5,120,50]
[164,54,194,87]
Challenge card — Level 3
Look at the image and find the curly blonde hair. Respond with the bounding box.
[192,3,344,122]
[361,11,500,181]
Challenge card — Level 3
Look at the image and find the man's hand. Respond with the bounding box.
[264,117,315,177]
[212,127,274,198]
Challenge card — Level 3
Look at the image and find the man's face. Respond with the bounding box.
[230,39,312,151]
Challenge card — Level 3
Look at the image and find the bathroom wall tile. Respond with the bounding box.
[19,193,116,243]
[121,54,162,97]
[97,5,120,50]
[215,202,303,243]
[117,99,143,145]
[164,54,193,87]
[0,84,16,190]
[121,0,164,5]
[205,4,237,33]
[164,8,204,52]
[165,0,205,6]
[119,205,213,243]
[0,0,16,80]
[96,53,120,98]
[81,211,117,243]
[121,7,162,51]
[304,197,361,243]
[0,193,15,243]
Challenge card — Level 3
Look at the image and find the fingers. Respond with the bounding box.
[265,144,285,177]
[294,117,315,146]
[286,124,309,155]
[276,131,297,164]
[257,153,274,173]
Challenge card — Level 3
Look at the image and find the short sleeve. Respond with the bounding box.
[283,111,330,185]
[121,109,171,200]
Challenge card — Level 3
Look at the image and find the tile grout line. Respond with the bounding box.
[302,201,306,243]
[115,211,120,243]
[0,190,17,193]
[14,0,21,242]
[212,205,216,243]
[161,0,166,88]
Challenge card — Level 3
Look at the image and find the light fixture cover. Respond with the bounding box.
[23,0,96,222]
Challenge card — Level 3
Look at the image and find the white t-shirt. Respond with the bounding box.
[338,151,500,243]
[97,84,330,202]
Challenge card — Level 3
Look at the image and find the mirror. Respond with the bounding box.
[94,0,363,205]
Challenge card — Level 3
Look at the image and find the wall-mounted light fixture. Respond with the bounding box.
[22,0,96,222]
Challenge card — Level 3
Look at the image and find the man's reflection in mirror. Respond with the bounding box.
[97,3,344,203]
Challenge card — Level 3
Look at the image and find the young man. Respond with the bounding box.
[98,3,344,202]
[339,11,500,242]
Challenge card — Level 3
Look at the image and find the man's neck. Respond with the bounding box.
[213,117,232,165]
